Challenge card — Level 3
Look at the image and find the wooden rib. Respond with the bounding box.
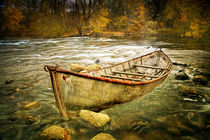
[133,64,168,70]
[101,75,142,82]
[113,71,159,78]
[128,61,132,73]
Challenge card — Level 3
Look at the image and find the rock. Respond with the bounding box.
[204,94,210,102]
[5,79,14,84]
[193,75,208,85]
[184,68,194,79]
[66,128,76,135]
[70,64,87,73]
[91,133,115,140]
[15,88,21,92]
[25,115,38,125]
[9,110,26,121]
[40,125,71,140]
[178,84,198,95]
[95,59,100,64]
[9,110,38,124]
[79,110,110,127]
[185,112,205,129]
[22,101,40,110]
[175,71,189,80]
[87,64,101,72]
[80,70,88,73]
[173,62,189,67]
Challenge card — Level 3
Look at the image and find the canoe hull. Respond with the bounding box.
[46,50,172,117]
[51,70,167,110]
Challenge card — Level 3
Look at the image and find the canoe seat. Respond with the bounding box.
[113,71,159,78]
[101,75,142,82]
[133,64,168,70]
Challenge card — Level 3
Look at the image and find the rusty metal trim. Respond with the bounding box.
[45,50,172,86]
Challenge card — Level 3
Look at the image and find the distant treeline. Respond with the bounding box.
[0,0,209,39]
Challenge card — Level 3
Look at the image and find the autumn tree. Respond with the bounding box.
[1,1,24,35]
[128,1,147,33]
[85,7,109,35]
[162,0,209,39]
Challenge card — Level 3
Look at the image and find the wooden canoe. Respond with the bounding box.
[44,49,172,117]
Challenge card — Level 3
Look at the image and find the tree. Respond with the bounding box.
[1,4,24,35]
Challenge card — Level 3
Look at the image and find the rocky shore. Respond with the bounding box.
[2,61,210,140]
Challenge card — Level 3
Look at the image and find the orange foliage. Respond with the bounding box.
[2,6,24,34]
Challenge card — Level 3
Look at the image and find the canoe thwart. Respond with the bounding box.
[101,75,143,82]
[113,71,159,78]
[133,64,168,70]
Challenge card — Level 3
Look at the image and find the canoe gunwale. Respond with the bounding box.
[45,50,172,85]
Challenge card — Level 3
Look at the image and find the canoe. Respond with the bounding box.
[44,49,172,117]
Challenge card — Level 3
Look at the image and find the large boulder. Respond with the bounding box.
[193,75,208,85]
[39,125,71,140]
[79,110,110,127]
[22,101,40,110]
[91,133,115,140]
[70,64,87,73]
[87,64,101,72]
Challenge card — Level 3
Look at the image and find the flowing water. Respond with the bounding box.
[0,36,209,140]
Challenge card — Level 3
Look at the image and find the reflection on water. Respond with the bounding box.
[0,37,209,139]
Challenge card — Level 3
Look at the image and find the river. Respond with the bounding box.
[0,36,209,140]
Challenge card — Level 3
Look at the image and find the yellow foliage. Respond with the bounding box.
[189,19,206,39]
[128,2,146,33]
[86,8,109,35]
[185,32,192,37]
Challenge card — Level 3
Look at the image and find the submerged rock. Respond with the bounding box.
[95,59,100,64]
[79,110,110,127]
[22,101,40,110]
[9,110,26,121]
[91,133,115,140]
[193,75,208,85]
[87,64,101,72]
[175,71,190,80]
[5,79,14,84]
[39,125,71,140]
[185,112,205,129]
[70,64,87,73]
[9,110,38,124]
[178,84,198,95]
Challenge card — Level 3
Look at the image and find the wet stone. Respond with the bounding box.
[25,115,38,125]
[22,101,40,110]
[79,110,110,127]
[193,75,208,85]
[178,84,198,95]
[70,63,87,73]
[175,71,189,80]
[5,79,14,84]
[87,64,101,72]
[9,110,27,121]
[184,112,205,129]
[39,125,71,140]
[91,133,115,140]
